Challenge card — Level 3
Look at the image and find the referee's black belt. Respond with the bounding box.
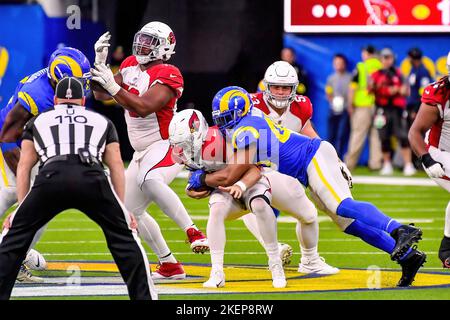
[41,154,101,168]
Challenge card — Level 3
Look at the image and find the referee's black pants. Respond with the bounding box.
[0,158,156,300]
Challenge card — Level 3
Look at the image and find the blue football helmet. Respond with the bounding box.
[47,47,92,92]
[211,86,253,134]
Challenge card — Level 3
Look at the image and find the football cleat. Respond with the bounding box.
[390,224,422,261]
[438,236,450,268]
[24,249,47,271]
[269,259,287,288]
[397,247,426,287]
[16,264,44,283]
[298,256,340,275]
[278,243,293,267]
[203,268,225,288]
[152,262,186,280]
[186,227,209,254]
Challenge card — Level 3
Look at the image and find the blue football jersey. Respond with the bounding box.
[230,109,321,186]
[0,68,54,127]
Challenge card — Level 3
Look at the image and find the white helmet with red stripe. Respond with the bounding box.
[133,21,176,65]
[263,61,299,109]
[168,109,209,170]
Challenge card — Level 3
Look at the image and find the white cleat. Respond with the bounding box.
[16,264,44,283]
[269,260,287,288]
[203,269,225,288]
[278,243,293,267]
[403,163,417,177]
[298,256,340,275]
[380,162,393,176]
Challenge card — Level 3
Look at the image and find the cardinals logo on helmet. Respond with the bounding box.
[189,111,200,133]
[168,32,176,45]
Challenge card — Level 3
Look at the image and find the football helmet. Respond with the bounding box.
[47,47,91,92]
[133,21,176,65]
[169,109,209,170]
[211,86,252,134]
[263,61,298,109]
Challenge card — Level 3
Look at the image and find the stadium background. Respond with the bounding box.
[0,0,450,301]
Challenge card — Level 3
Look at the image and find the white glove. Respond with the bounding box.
[338,159,353,188]
[94,32,111,65]
[421,153,445,179]
[424,163,445,178]
[91,64,121,96]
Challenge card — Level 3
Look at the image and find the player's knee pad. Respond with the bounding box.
[248,195,271,213]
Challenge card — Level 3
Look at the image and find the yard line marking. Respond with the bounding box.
[40,251,440,256]
[37,238,444,245]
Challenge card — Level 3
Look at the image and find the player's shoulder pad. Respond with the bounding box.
[421,78,449,106]
[291,95,313,121]
[119,55,138,70]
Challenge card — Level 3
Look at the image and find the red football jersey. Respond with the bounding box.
[421,78,450,152]
[250,92,312,132]
[119,56,184,151]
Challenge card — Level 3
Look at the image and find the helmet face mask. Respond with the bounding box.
[264,83,297,109]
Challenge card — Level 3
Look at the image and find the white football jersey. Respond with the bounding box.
[119,56,183,152]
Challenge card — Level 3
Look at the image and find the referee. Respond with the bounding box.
[0,77,157,300]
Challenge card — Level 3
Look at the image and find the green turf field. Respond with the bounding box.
[7,167,450,300]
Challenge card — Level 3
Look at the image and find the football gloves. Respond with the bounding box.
[187,169,207,191]
[94,32,111,65]
[420,153,445,178]
[91,63,121,96]
[338,159,353,188]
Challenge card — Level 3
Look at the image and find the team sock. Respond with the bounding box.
[345,220,395,254]
[337,198,402,233]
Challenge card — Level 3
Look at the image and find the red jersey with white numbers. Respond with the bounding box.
[119,56,184,151]
[250,92,312,132]
[421,77,450,152]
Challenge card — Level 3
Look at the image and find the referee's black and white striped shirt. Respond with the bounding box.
[22,104,119,163]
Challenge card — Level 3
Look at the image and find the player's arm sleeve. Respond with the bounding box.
[152,65,184,98]
[21,116,37,141]
[105,119,119,145]
[231,126,260,151]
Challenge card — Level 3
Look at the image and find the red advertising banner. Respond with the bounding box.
[285,0,450,32]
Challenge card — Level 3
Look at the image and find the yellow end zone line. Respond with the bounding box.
[45,262,450,293]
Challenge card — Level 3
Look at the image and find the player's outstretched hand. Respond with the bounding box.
[95,31,111,65]
[2,213,13,230]
[91,64,121,96]
[218,185,243,199]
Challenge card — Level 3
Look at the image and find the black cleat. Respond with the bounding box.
[390,224,423,261]
[438,236,450,268]
[397,247,426,287]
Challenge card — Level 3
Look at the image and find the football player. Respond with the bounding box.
[242,61,342,274]
[91,22,208,280]
[169,109,289,288]
[0,47,91,282]
[408,51,450,268]
[188,86,427,287]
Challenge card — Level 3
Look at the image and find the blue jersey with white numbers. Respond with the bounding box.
[0,68,54,129]
[230,109,321,186]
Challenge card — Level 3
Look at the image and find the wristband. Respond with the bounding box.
[420,153,438,168]
[234,181,247,193]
